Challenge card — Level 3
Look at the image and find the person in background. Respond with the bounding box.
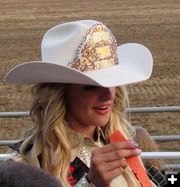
[5,20,154,187]
[0,161,62,187]
[134,126,166,186]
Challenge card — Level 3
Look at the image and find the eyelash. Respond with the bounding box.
[83,85,98,90]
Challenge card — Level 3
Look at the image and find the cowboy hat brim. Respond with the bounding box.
[4,43,153,87]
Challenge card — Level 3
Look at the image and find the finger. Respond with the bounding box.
[94,141,139,154]
[105,167,125,181]
[102,148,142,162]
[103,158,127,171]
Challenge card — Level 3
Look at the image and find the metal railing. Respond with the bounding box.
[0,106,179,175]
[0,111,29,118]
[128,106,180,113]
[162,164,180,170]
[0,140,20,146]
[1,152,180,161]
[0,134,180,146]
[0,106,180,118]
[141,152,180,159]
[152,135,180,141]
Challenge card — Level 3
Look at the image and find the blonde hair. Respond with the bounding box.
[134,126,162,169]
[18,83,137,186]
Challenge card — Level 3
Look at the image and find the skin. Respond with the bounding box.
[65,84,116,137]
[87,142,141,187]
[65,84,141,187]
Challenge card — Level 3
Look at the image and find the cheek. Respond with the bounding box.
[66,95,89,115]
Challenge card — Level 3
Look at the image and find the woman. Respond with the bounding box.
[5,20,154,187]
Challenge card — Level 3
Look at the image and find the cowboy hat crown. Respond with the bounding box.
[5,20,153,87]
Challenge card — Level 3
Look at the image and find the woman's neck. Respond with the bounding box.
[66,121,96,139]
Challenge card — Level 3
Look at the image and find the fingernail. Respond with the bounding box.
[133,142,139,148]
[136,149,142,154]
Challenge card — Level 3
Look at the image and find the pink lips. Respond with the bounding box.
[93,103,112,115]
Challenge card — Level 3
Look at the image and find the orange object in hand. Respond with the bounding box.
[109,131,153,187]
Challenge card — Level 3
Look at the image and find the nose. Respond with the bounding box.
[99,87,116,101]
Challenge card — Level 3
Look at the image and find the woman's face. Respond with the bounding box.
[65,84,116,135]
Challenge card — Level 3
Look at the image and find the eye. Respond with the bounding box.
[83,85,98,90]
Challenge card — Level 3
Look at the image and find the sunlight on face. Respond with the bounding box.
[65,84,116,135]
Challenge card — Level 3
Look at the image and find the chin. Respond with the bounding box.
[99,123,108,127]
[90,115,110,127]
[95,119,109,127]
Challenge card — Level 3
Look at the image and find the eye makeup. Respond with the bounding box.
[83,85,98,90]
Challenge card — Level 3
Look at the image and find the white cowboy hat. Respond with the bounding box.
[5,20,153,87]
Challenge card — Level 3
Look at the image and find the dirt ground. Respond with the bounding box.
[0,0,179,157]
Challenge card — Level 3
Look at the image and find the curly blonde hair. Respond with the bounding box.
[18,83,136,186]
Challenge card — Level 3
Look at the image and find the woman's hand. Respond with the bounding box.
[86,141,141,187]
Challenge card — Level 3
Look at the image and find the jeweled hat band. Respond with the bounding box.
[68,23,119,72]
